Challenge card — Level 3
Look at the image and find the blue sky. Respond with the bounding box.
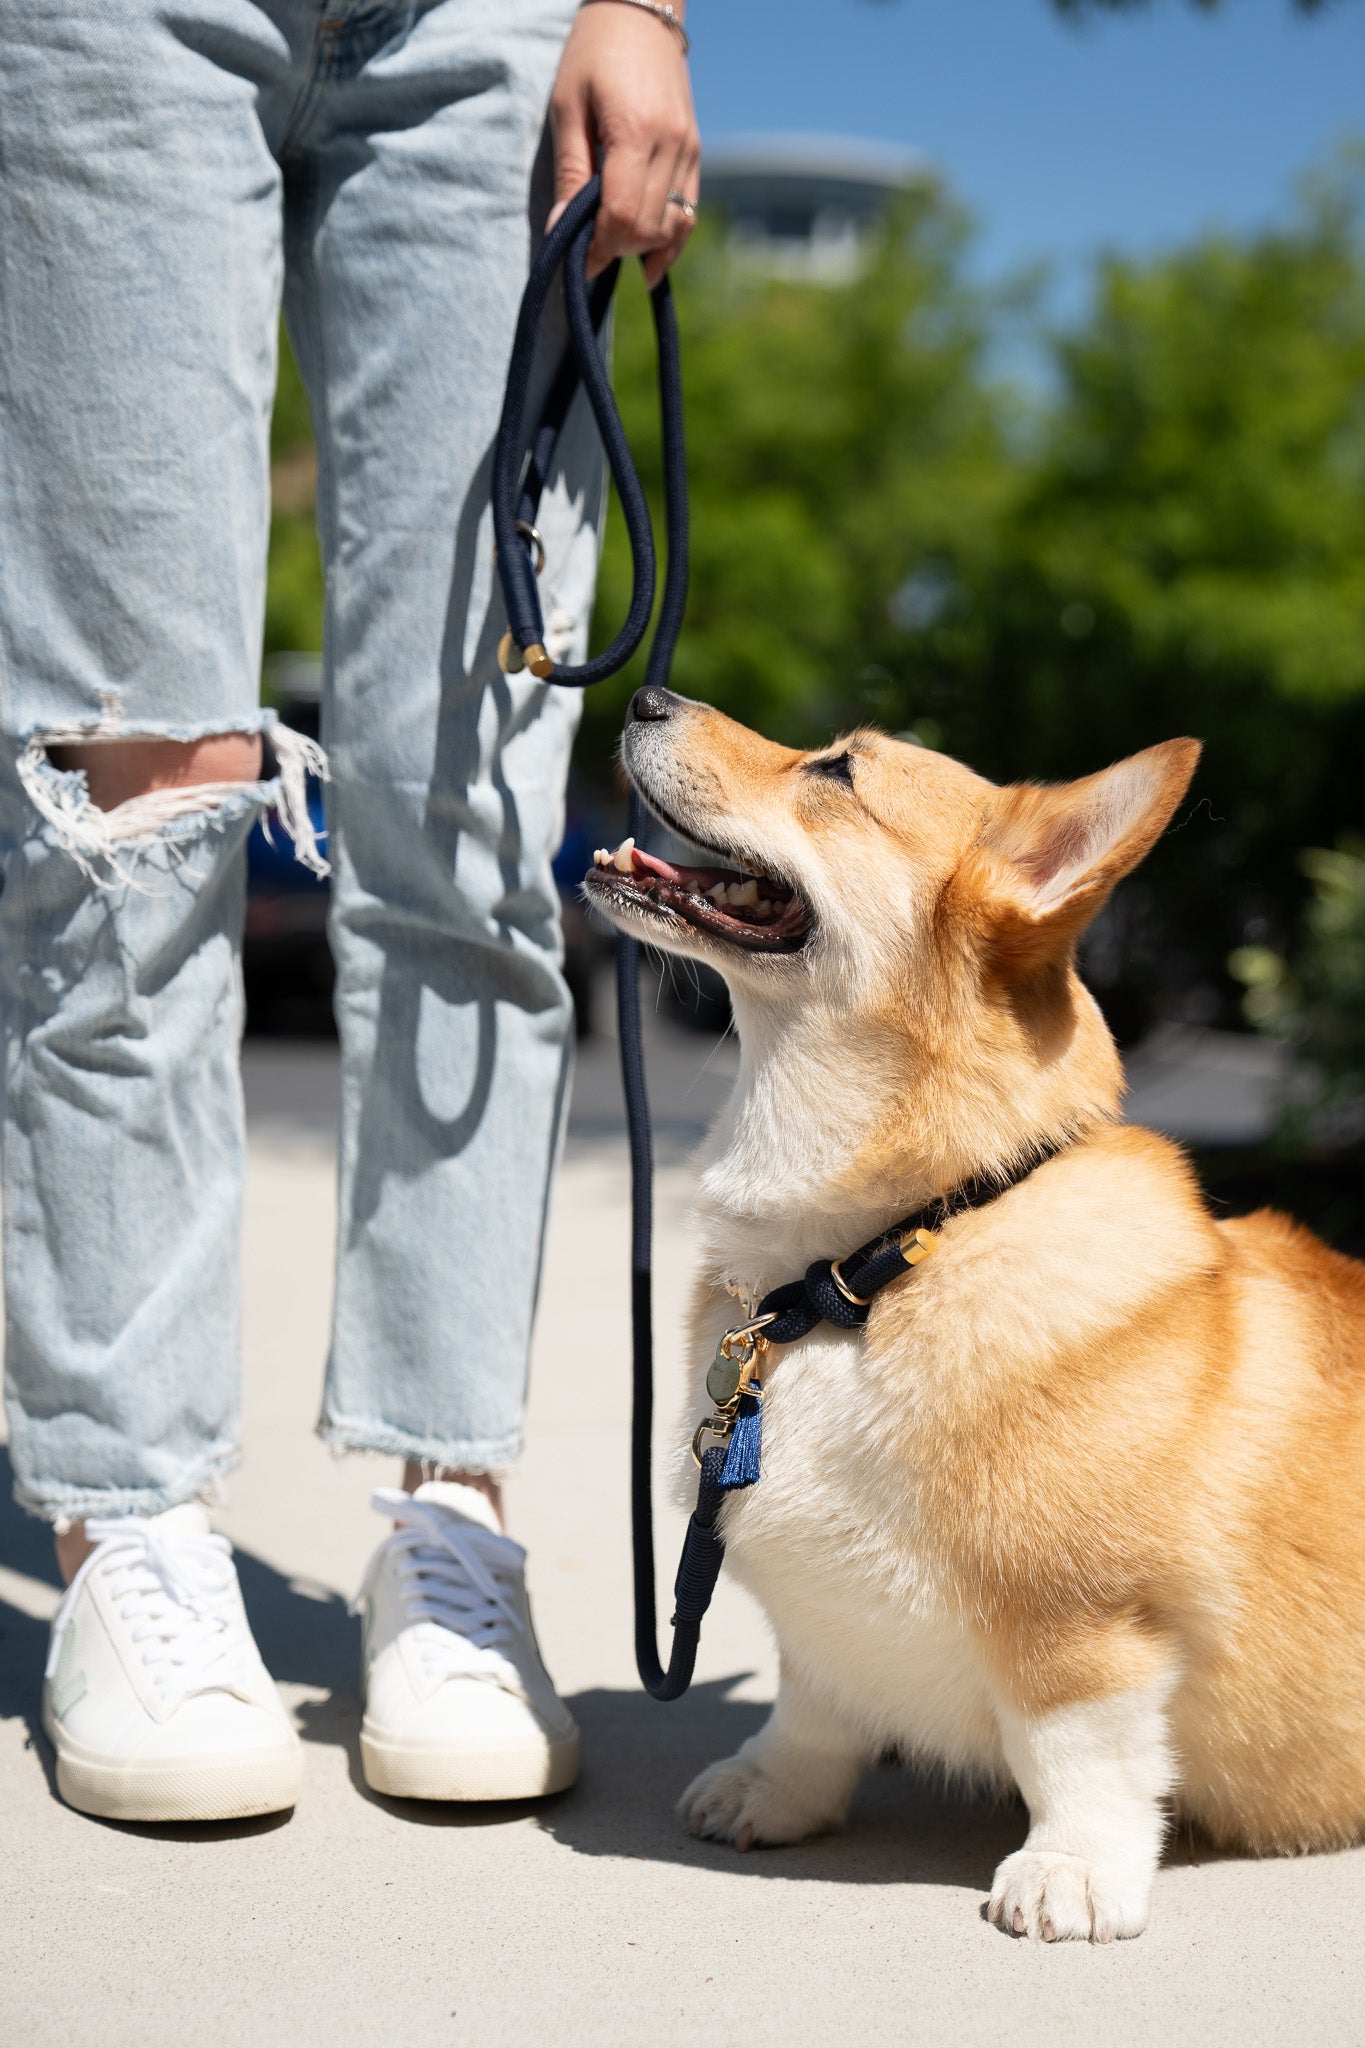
[689,0,1365,287]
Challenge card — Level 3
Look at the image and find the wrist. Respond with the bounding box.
[580,0,689,56]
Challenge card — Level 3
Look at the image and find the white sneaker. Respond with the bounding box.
[356,1483,579,1802]
[42,1503,303,1824]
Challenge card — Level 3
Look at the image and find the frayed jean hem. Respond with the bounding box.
[315,1416,521,1476]
[12,1448,241,1528]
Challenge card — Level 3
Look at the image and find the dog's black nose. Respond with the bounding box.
[629,686,673,723]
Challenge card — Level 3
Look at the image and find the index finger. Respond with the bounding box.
[588,138,654,276]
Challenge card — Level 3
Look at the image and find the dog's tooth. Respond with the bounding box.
[708,883,728,905]
[729,878,759,908]
[612,837,636,873]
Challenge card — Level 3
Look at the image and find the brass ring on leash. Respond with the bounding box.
[493,518,545,576]
[829,1257,875,1308]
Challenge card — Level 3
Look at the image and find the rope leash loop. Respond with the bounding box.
[490,172,688,690]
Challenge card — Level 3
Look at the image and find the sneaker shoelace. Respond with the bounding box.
[47,1517,248,1704]
[359,1489,528,1693]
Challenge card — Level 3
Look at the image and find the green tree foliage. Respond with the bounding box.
[264,328,325,661]
[582,193,1016,757]
[1232,838,1365,1136]
[584,157,1365,1031]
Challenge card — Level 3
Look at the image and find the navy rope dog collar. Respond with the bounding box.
[699,1139,1075,1500]
[752,1139,1074,1349]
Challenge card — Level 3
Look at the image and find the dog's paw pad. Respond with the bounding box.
[987,1848,1150,1944]
[678,1754,836,1849]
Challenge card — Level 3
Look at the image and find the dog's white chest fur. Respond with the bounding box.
[688,1302,1007,1785]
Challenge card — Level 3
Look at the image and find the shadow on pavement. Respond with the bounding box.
[328,1672,1026,1893]
[537,1679,1028,1893]
[0,1447,63,1778]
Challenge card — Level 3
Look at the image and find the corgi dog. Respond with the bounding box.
[584,685,1365,1944]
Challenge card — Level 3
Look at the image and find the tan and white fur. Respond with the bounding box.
[585,689,1365,1943]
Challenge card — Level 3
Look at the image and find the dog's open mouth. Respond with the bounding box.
[583,837,809,953]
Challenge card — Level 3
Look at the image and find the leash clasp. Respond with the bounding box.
[691,1411,735,1466]
[695,1312,776,1460]
[719,1311,777,1358]
[706,1313,774,1403]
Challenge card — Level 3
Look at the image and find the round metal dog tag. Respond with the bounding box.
[706,1344,744,1408]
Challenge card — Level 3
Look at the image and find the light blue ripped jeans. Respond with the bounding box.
[0,0,605,1522]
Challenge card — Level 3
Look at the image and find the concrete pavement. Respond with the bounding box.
[3,1019,1363,2047]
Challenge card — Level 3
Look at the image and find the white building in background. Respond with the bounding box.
[699,133,933,282]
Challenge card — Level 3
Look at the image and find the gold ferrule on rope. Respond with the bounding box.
[901,1227,938,1266]
[497,635,553,679]
[497,632,525,675]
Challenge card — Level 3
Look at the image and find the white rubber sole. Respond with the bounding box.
[360,1721,579,1802]
[43,1697,304,1824]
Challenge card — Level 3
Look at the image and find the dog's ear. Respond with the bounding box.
[971,739,1201,969]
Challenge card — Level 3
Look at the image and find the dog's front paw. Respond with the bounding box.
[679,1751,843,1851]
[988,1848,1151,1943]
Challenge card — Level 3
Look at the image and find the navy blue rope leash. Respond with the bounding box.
[492,174,708,1699]
[490,181,1067,1701]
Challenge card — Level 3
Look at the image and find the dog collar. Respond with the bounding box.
[700,1134,1077,1493]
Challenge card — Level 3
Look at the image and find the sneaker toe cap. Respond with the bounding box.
[138,1690,299,1762]
[377,1674,570,1748]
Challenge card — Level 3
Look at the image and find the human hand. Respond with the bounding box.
[547,1,700,289]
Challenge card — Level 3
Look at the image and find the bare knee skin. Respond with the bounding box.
[47,732,264,812]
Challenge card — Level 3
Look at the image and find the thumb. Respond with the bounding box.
[547,89,596,232]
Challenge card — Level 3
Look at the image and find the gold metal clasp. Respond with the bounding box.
[692,1411,735,1466]
[698,1312,776,1445]
[718,1312,777,1360]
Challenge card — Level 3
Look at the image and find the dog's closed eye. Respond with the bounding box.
[805,751,855,786]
